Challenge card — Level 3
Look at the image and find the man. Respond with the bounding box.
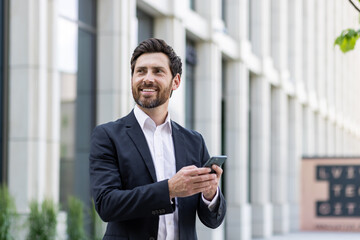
[89,38,226,240]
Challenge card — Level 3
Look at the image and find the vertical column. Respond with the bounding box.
[335,125,343,155]
[271,0,288,72]
[225,63,251,240]
[250,0,272,237]
[326,0,335,155]
[97,0,136,124]
[9,0,58,211]
[193,2,223,239]
[288,0,303,85]
[327,120,336,156]
[316,115,326,155]
[194,40,223,240]
[287,0,303,230]
[225,0,251,239]
[333,0,341,155]
[288,98,302,231]
[315,0,327,156]
[302,107,315,156]
[193,0,222,156]
[341,9,348,156]
[270,0,289,234]
[302,0,316,104]
[302,0,316,157]
[45,0,60,201]
[154,1,186,125]
[270,87,289,234]
[227,0,249,44]
[250,76,272,238]
[345,132,349,155]
[250,0,271,58]
[315,0,326,110]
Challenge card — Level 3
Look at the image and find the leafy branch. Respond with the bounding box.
[334,0,360,53]
[348,0,360,13]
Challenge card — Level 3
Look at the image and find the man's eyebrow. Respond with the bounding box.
[152,66,167,71]
[135,66,167,71]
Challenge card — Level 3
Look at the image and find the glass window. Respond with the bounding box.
[190,0,196,11]
[0,0,4,182]
[185,40,197,130]
[137,8,154,43]
[0,0,8,183]
[58,0,96,214]
[221,59,227,195]
[221,0,227,26]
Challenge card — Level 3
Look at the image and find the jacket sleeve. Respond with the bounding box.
[196,134,227,228]
[89,125,174,222]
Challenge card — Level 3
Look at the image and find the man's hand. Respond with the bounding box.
[202,164,222,201]
[168,165,217,199]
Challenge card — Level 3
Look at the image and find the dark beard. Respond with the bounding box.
[132,80,173,109]
[135,97,162,109]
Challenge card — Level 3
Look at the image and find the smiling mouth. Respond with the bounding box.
[141,89,156,92]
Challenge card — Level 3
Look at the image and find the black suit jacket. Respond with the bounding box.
[89,110,226,240]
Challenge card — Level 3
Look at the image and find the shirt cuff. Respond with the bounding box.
[201,187,220,212]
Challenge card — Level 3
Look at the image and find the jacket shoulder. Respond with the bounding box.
[93,111,136,134]
[171,121,203,140]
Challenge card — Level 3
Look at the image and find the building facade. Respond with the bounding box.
[1,0,360,239]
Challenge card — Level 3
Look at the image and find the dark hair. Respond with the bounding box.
[130,38,182,78]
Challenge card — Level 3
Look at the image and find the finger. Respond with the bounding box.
[192,173,216,184]
[184,167,210,176]
[193,183,212,192]
[212,165,223,178]
[182,165,197,170]
[197,167,212,175]
[180,166,199,176]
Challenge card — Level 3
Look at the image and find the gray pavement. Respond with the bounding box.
[254,231,360,240]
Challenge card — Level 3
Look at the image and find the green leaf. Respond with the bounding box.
[334,28,360,53]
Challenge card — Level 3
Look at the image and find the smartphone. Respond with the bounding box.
[203,155,227,173]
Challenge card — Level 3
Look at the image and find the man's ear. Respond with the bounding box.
[172,74,181,90]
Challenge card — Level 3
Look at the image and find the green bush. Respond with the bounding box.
[90,200,102,240]
[67,196,86,240]
[0,184,16,240]
[27,199,57,240]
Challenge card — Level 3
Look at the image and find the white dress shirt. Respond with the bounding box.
[134,105,219,240]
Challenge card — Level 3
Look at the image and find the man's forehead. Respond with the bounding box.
[135,52,170,68]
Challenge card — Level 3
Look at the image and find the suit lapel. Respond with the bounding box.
[125,111,157,182]
[123,112,188,182]
[171,121,187,172]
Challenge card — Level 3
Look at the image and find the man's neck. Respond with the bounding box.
[137,102,169,126]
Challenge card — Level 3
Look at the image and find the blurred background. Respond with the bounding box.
[1,0,360,239]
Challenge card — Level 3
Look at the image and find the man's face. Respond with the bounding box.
[131,52,175,109]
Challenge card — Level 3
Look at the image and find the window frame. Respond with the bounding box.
[0,0,9,184]
[185,39,197,130]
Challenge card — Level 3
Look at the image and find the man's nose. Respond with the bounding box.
[143,72,155,83]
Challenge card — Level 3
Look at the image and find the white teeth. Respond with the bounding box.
[142,89,155,92]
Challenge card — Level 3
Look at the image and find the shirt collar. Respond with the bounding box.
[134,105,172,132]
